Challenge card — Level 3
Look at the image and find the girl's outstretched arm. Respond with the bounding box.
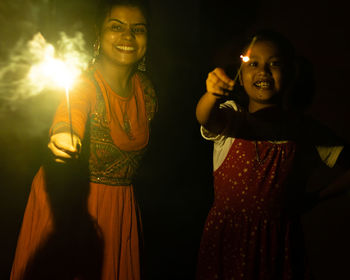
[196,68,234,133]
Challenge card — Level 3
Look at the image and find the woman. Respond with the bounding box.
[10,0,157,279]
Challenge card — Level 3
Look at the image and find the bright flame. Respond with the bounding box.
[240,55,250,62]
[25,33,87,144]
[0,32,87,105]
[9,32,90,97]
[239,36,257,64]
[28,41,81,91]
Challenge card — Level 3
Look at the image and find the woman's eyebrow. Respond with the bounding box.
[108,18,124,24]
[108,18,147,26]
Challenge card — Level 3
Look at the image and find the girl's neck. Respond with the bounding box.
[248,102,278,113]
[95,58,135,98]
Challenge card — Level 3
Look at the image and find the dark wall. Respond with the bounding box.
[1,0,349,279]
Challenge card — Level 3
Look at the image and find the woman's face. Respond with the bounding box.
[240,40,288,108]
[99,5,147,67]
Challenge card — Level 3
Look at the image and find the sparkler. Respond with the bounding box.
[232,36,258,84]
[64,85,74,145]
[27,33,87,145]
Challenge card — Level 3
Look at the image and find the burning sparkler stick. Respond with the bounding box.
[232,36,258,84]
[28,33,87,146]
[65,86,74,145]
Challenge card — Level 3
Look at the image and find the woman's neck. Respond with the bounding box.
[95,58,135,97]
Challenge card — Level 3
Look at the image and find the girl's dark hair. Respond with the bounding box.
[95,0,151,34]
[242,29,295,64]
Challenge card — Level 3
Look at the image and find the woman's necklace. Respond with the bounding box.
[118,98,134,140]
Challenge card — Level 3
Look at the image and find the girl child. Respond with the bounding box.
[10,0,157,279]
[195,30,350,280]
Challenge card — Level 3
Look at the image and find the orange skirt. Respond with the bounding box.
[10,167,142,280]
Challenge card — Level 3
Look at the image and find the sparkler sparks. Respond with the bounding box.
[240,55,250,62]
[26,32,89,144]
[0,32,89,105]
[28,33,85,91]
[232,36,258,84]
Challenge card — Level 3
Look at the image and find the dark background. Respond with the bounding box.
[1,0,350,279]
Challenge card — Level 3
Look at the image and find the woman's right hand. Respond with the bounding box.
[48,132,82,163]
[206,67,235,98]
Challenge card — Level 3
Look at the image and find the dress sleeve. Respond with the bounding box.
[49,75,96,140]
[316,146,344,168]
[200,101,238,171]
[302,116,345,168]
[200,100,239,143]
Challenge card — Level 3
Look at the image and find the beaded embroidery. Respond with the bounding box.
[87,71,157,186]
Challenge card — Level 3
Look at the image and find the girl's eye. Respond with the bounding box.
[270,61,282,67]
[248,61,258,67]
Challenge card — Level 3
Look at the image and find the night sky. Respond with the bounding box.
[1,0,349,279]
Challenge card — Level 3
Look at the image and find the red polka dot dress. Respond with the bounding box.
[197,126,309,279]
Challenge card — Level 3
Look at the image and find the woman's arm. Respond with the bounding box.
[48,76,95,163]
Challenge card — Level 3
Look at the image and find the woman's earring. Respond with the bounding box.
[91,39,100,65]
[137,56,146,71]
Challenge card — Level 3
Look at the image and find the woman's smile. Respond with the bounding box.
[100,6,147,67]
[115,44,137,52]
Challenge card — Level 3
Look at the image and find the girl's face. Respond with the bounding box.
[240,40,288,111]
[99,5,147,67]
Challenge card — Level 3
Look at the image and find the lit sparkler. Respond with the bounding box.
[232,36,258,84]
[27,33,87,145]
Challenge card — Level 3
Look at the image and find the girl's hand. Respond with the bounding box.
[206,67,235,98]
[48,132,82,163]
